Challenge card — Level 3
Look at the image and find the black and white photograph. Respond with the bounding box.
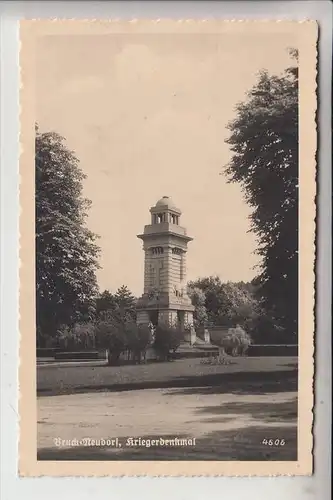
[18,19,317,476]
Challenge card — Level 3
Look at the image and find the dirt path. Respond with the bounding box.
[38,388,297,461]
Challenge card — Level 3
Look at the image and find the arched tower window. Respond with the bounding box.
[172,247,182,255]
[151,246,164,255]
[151,212,180,225]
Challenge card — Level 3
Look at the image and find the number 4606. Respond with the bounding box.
[262,439,285,446]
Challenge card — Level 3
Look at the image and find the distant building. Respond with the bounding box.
[136,196,195,331]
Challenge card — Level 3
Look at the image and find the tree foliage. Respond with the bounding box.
[94,318,128,363]
[35,127,100,346]
[95,286,137,323]
[94,286,143,364]
[224,51,298,339]
[95,318,152,365]
[220,325,252,356]
[95,290,117,317]
[188,276,258,330]
[114,285,137,322]
[56,322,96,350]
[187,286,208,327]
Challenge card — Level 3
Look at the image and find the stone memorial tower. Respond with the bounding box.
[136,196,195,331]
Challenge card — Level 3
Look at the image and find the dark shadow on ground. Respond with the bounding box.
[196,398,298,425]
[277,363,298,369]
[38,425,297,461]
[162,371,298,397]
[37,369,298,397]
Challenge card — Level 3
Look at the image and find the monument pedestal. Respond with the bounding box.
[183,326,196,345]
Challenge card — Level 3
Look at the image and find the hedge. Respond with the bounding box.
[247,344,298,357]
[37,345,298,360]
[54,351,99,361]
[36,348,56,358]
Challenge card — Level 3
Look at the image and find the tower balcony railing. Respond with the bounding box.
[143,222,188,237]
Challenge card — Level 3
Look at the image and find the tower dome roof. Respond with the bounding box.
[155,196,177,209]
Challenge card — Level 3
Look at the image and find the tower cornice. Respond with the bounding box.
[137,231,193,242]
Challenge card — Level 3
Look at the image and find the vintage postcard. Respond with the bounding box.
[19,19,317,476]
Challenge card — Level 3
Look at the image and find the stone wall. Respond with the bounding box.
[205,326,230,345]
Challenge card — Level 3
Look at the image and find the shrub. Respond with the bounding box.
[94,319,153,365]
[94,320,127,364]
[55,322,96,350]
[154,324,183,361]
[219,325,252,356]
[124,323,153,363]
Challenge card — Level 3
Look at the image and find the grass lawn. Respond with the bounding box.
[38,356,298,396]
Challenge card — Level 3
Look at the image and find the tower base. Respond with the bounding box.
[136,306,194,330]
[136,293,196,343]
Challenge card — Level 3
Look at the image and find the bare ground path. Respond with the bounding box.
[37,357,298,460]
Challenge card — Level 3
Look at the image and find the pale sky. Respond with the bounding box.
[36,30,297,296]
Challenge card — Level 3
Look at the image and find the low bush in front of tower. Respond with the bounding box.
[94,319,153,365]
[153,324,183,362]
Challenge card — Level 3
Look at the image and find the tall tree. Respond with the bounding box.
[188,276,227,326]
[114,285,137,322]
[224,51,298,340]
[35,127,100,346]
[96,289,117,319]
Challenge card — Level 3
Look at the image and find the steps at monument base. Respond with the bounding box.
[175,340,220,359]
[192,337,218,347]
